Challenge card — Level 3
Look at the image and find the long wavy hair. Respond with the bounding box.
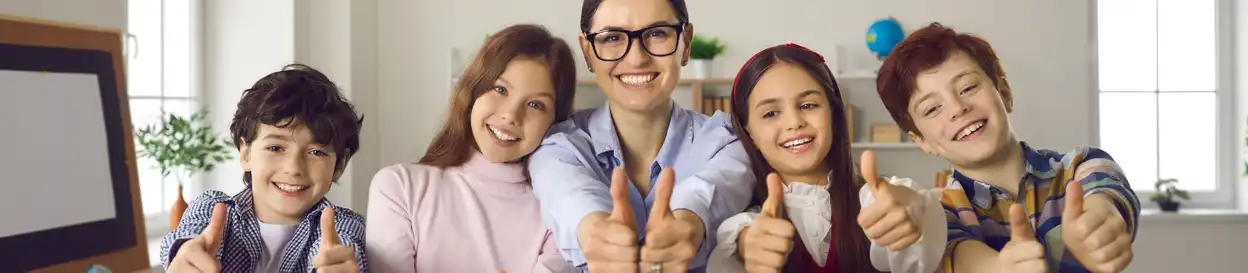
[418,24,577,167]
[730,44,877,273]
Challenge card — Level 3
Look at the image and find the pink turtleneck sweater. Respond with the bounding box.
[365,151,571,273]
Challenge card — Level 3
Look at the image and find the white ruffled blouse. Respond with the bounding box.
[706,175,946,273]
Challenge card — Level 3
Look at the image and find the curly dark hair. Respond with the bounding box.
[229,63,364,184]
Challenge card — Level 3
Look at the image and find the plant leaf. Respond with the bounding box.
[131,110,233,183]
[1174,190,1191,200]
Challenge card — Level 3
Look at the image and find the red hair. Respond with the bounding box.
[876,22,1013,136]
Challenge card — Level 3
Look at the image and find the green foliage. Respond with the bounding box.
[1149,178,1190,204]
[134,109,233,185]
[689,35,726,60]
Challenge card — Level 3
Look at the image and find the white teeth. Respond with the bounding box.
[618,73,656,85]
[274,183,308,192]
[489,125,519,141]
[956,121,985,140]
[781,137,813,148]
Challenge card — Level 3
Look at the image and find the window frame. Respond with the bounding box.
[1089,0,1237,209]
[127,0,203,238]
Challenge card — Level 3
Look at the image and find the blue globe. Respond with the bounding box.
[84,265,112,273]
[866,18,904,58]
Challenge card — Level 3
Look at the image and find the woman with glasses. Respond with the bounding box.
[527,0,755,272]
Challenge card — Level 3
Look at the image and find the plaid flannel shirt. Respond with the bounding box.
[160,188,368,272]
[937,142,1140,273]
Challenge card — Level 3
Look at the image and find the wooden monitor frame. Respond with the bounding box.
[0,14,148,273]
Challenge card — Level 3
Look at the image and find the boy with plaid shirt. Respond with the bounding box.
[160,64,367,273]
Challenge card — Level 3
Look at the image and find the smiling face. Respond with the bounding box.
[908,51,1015,166]
[580,0,692,114]
[240,121,339,225]
[744,62,835,179]
[469,57,558,163]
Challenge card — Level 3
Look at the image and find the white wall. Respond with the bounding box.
[347,0,380,213]
[1235,0,1248,211]
[0,0,126,30]
[1131,213,1247,272]
[375,0,1091,183]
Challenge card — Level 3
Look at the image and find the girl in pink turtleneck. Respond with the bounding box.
[364,24,577,273]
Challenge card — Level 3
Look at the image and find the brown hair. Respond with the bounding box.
[730,44,877,273]
[418,24,577,167]
[876,22,1013,136]
[580,0,689,33]
[230,63,364,184]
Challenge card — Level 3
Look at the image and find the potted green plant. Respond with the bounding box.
[1149,178,1189,212]
[134,109,232,231]
[688,35,726,79]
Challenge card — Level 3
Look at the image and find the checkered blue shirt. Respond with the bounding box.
[160,188,368,272]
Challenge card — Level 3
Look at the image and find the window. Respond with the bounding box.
[1096,0,1231,206]
[127,0,199,235]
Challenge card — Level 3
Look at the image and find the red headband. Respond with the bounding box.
[731,43,827,100]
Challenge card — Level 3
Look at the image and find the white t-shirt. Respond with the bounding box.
[256,221,298,273]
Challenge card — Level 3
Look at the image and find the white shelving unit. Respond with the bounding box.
[836,70,877,80]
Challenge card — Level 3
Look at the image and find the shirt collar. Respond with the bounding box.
[951,141,1053,209]
[461,149,527,184]
[588,103,619,160]
[1020,142,1057,180]
[587,103,689,169]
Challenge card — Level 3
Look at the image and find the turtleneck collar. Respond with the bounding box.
[458,150,529,195]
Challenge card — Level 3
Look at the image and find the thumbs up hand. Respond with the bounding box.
[640,168,702,273]
[313,207,360,273]
[168,203,227,273]
[1061,181,1133,273]
[738,173,796,273]
[856,150,922,252]
[998,204,1047,273]
[580,168,640,272]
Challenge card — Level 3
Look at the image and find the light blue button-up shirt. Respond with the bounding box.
[528,104,756,272]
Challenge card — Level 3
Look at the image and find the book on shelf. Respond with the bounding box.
[700,96,733,115]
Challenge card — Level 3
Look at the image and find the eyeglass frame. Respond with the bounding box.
[584,23,686,62]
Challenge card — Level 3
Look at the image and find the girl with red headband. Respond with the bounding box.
[706,44,945,273]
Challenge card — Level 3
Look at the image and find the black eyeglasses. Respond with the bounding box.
[585,24,685,61]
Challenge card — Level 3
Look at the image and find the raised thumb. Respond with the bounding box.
[200,203,228,252]
[1063,180,1085,223]
[760,173,784,218]
[648,168,676,222]
[860,150,883,194]
[1009,203,1036,241]
[320,206,340,247]
[608,167,635,228]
